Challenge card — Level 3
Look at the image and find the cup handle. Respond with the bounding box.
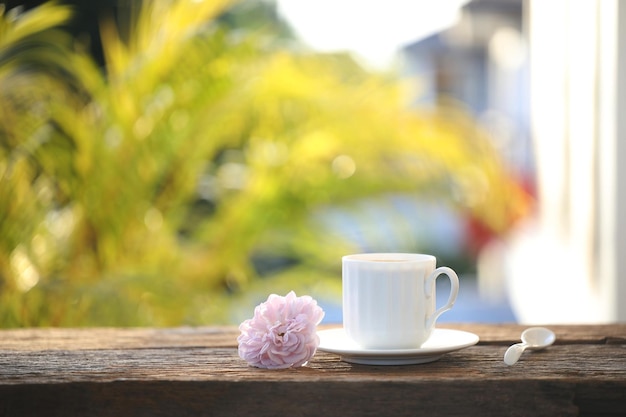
[425,267,459,330]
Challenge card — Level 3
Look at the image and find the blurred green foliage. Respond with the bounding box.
[0,0,530,327]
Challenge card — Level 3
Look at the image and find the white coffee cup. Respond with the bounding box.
[342,253,459,349]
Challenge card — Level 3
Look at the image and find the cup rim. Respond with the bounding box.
[342,253,436,263]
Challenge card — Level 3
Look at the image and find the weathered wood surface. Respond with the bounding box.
[0,324,624,417]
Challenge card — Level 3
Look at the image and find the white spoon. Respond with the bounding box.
[504,327,556,366]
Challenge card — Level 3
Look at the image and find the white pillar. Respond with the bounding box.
[506,0,626,323]
[597,0,626,321]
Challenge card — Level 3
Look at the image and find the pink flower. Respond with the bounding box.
[237,291,325,369]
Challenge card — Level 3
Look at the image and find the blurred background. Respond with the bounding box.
[0,0,623,327]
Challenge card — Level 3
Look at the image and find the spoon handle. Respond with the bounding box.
[504,343,527,366]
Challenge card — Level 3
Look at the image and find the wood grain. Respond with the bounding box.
[0,326,237,351]
[1,323,623,351]
[0,324,624,417]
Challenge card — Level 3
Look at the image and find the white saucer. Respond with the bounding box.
[317,328,479,365]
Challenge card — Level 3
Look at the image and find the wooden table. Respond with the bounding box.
[0,323,624,416]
